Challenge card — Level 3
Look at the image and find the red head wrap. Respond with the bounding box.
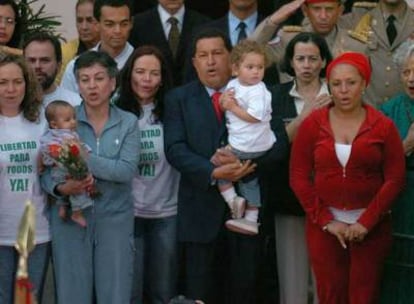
[326,52,371,86]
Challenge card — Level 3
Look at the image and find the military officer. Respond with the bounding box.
[251,0,347,82]
[338,1,378,29]
[343,0,414,106]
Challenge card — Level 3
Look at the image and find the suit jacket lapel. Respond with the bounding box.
[195,82,227,148]
[177,10,193,61]
[151,9,175,61]
[392,8,414,49]
[370,8,389,47]
[221,15,230,37]
[153,10,171,49]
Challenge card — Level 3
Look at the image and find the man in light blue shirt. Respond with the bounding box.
[195,0,279,86]
[204,0,260,47]
[228,1,258,45]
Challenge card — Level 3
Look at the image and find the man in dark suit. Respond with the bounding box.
[163,28,288,303]
[128,0,210,86]
[181,3,281,298]
[131,0,157,14]
[205,0,260,46]
[189,0,279,86]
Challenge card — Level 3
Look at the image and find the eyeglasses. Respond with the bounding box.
[0,16,15,26]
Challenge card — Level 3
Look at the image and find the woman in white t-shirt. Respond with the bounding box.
[116,45,180,304]
[0,54,49,303]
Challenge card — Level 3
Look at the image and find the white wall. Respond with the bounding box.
[30,0,77,41]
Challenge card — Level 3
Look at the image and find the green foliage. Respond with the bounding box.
[17,0,63,46]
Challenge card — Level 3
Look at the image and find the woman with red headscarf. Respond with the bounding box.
[289,52,406,304]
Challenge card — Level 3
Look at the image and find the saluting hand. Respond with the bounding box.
[269,0,306,26]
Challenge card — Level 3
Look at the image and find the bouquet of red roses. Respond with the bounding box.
[47,139,100,197]
[48,139,88,180]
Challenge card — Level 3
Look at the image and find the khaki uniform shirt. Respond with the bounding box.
[342,4,414,107]
[338,1,378,30]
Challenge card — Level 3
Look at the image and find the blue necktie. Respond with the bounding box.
[237,22,247,43]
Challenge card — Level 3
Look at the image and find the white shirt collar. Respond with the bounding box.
[205,86,226,97]
[228,11,258,34]
[92,42,134,69]
[289,80,329,100]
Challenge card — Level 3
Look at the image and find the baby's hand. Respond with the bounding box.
[219,88,238,111]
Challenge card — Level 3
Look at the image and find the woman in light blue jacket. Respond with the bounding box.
[41,51,140,304]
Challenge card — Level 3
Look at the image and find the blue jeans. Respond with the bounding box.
[131,215,177,304]
[0,242,50,304]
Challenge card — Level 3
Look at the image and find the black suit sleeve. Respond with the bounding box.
[163,87,216,191]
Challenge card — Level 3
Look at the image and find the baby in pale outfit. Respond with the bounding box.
[40,100,93,227]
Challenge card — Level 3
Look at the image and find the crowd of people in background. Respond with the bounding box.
[0,0,413,303]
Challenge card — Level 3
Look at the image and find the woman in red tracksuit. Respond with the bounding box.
[290,52,406,304]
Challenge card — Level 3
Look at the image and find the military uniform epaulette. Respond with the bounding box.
[347,30,369,43]
[347,13,372,43]
[352,1,378,9]
[282,25,303,33]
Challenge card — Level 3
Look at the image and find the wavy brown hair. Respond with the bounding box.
[116,45,172,121]
[0,53,42,122]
